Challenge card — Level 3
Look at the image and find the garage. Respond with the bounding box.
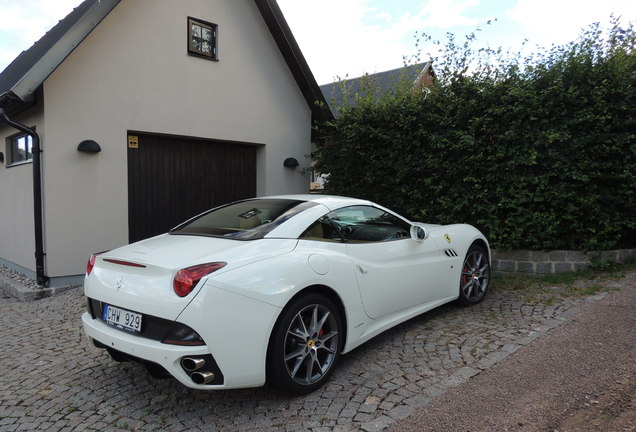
[127,132,257,242]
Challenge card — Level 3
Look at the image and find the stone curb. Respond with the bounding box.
[492,248,636,277]
[0,272,81,301]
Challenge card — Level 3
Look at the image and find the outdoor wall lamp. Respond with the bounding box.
[77,140,101,154]
[283,157,299,168]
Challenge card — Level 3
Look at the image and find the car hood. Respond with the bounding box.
[84,234,297,321]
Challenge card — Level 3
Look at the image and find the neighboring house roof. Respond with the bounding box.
[0,0,332,123]
[319,61,434,114]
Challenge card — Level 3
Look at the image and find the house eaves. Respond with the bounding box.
[254,0,333,125]
[0,0,121,112]
[0,0,334,127]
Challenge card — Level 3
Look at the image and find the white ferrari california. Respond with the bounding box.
[82,195,490,394]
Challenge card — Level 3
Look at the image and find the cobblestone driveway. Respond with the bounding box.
[0,283,586,432]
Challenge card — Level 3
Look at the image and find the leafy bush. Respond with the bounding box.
[313,18,636,251]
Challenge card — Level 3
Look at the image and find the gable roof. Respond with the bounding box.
[0,0,333,123]
[0,0,121,113]
[319,62,433,114]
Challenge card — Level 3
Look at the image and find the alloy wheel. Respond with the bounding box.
[460,247,490,303]
[283,303,339,386]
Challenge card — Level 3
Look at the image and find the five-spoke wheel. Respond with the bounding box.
[459,244,490,305]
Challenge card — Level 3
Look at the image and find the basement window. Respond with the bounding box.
[188,17,217,60]
[6,131,33,167]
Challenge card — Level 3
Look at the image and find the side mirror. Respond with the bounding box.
[410,224,429,241]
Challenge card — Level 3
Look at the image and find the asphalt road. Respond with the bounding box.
[390,271,636,432]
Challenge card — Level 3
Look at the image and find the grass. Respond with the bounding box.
[492,261,635,304]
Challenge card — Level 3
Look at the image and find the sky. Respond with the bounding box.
[0,0,634,85]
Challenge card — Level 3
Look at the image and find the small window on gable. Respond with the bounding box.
[6,131,33,167]
[188,17,217,60]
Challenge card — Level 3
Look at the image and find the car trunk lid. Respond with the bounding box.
[85,234,296,321]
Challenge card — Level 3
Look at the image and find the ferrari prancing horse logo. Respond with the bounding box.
[444,234,451,244]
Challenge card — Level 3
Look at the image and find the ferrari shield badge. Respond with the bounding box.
[444,234,452,244]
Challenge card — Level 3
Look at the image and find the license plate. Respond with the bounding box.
[103,304,142,333]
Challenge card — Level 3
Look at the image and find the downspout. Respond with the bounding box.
[0,108,48,287]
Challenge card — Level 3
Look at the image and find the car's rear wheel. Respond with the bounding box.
[268,293,342,394]
[459,244,490,305]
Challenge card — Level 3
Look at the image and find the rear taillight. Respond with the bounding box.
[86,251,109,276]
[173,262,227,297]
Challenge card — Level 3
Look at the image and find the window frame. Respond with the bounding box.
[187,16,218,61]
[5,130,34,168]
[300,205,412,243]
[170,198,317,240]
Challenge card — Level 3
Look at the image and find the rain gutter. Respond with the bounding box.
[0,106,48,287]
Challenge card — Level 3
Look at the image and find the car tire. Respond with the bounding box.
[267,293,343,394]
[459,244,490,305]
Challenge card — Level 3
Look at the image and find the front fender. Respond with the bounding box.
[430,224,490,260]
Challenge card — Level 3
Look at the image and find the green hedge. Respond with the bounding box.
[313,20,636,250]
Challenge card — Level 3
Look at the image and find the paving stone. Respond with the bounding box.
[360,415,394,432]
[0,281,601,432]
[387,405,413,420]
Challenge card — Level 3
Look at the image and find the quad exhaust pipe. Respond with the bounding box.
[191,371,216,385]
[181,357,215,384]
[181,357,206,372]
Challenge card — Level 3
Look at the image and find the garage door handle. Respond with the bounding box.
[357,265,368,274]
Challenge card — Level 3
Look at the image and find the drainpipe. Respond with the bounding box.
[0,108,48,287]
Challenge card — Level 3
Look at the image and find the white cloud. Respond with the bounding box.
[507,0,636,47]
[277,0,396,84]
[418,0,481,29]
[277,0,483,84]
[0,47,18,69]
[0,0,81,69]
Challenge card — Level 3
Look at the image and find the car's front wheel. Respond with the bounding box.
[459,244,490,305]
[268,293,342,394]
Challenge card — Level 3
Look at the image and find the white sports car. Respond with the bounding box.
[82,195,490,394]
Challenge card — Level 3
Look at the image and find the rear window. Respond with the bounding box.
[170,199,317,240]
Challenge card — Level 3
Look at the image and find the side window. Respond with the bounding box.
[6,131,33,167]
[300,206,411,243]
[300,216,342,242]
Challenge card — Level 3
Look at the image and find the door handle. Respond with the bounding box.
[357,265,368,274]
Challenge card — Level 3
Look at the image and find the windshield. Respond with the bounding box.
[170,199,317,240]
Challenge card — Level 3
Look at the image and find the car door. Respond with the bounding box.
[326,206,447,319]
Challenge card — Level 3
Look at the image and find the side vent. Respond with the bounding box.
[444,249,459,258]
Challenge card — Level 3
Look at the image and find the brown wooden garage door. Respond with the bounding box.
[127,132,257,243]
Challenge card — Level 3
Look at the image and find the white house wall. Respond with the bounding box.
[0,107,44,274]
[36,0,312,280]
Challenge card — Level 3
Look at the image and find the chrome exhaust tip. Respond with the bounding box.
[181,357,206,372]
[191,371,215,385]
